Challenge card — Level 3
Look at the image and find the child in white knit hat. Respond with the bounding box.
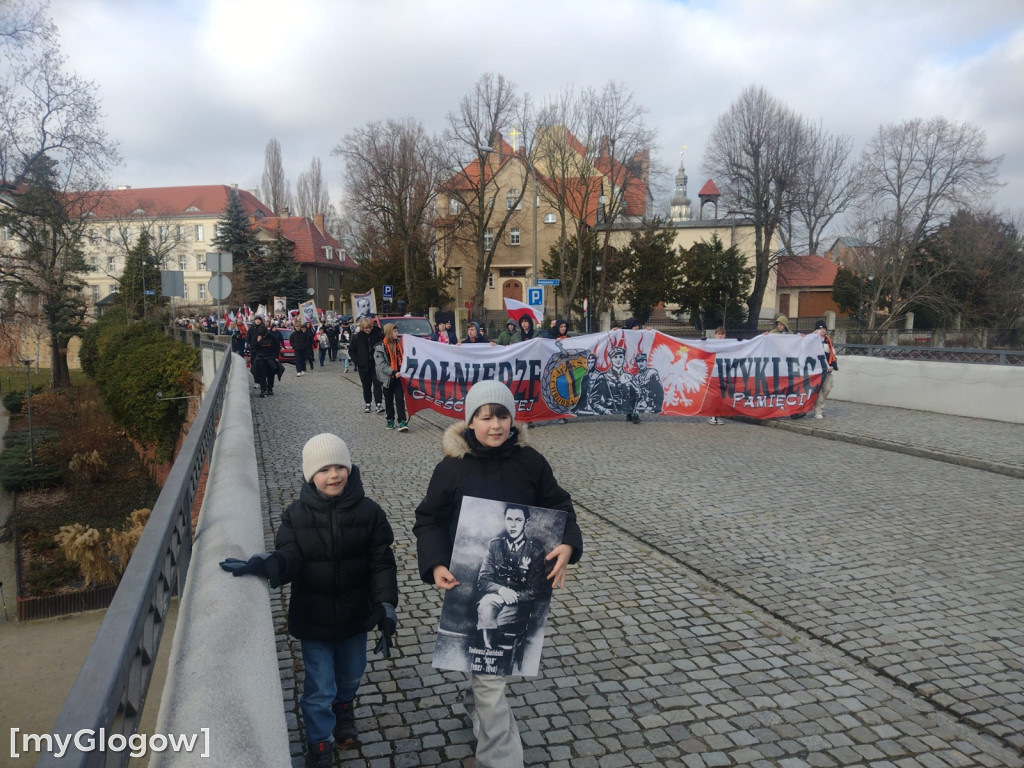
[221,433,398,767]
[413,380,584,767]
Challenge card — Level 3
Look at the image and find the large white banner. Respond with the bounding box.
[399,330,828,421]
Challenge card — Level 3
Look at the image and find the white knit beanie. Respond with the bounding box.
[302,433,352,482]
[464,380,516,424]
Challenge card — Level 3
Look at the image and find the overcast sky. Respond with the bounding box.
[47,0,1024,237]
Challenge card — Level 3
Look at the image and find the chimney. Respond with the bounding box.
[313,214,325,234]
[279,205,290,217]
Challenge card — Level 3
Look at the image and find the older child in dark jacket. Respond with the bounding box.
[221,434,398,767]
[414,381,583,768]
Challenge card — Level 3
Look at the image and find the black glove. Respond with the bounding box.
[372,602,397,658]
[219,552,283,588]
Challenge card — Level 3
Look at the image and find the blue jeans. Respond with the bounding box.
[300,633,367,746]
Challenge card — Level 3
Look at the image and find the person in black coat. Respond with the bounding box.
[290,320,315,376]
[349,318,384,413]
[221,434,398,764]
[247,318,280,397]
[414,380,582,767]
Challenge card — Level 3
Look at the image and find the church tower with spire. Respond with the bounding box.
[669,145,691,223]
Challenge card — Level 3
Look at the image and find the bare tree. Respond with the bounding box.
[0,0,53,51]
[438,73,533,321]
[705,85,805,329]
[336,117,446,305]
[260,138,292,215]
[532,86,605,314]
[856,116,1002,331]
[295,156,331,218]
[590,82,658,319]
[0,5,119,386]
[782,120,860,257]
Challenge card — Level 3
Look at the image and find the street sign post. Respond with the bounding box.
[537,278,560,286]
[208,274,232,301]
[383,284,394,300]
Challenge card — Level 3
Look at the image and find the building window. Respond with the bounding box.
[328,272,335,289]
[179,255,187,270]
[456,270,463,289]
[89,257,97,269]
[159,226,167,242]
[328,297,335,311]
[449,198,463,215]
[544,213,557,224]
[91,285,99,301]
[123,226,131,246]
[183,283,188,299]
[1,226,8,240]
[108,284,115,295]
[506,189,521,210]
[107,257,115,271]
[488,273,494,289]
[106,227,114,243]
[177,225,185,241]
[509,227,520,246]
[195,224,204,241]
[483,229,494,252]
[198,283,206,299]
[197,254,206,270]
[324,246,333,260]
[214,224,224,238]
[499,268,527,277]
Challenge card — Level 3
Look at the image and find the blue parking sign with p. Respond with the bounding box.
[527,287,543,306]
[383,284,394,300]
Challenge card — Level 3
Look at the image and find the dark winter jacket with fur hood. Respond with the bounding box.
[413,422,584,584]
[275,465,398,642]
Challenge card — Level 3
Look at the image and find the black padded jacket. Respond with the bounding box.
[413,422,584,584]
[275,465,398,642]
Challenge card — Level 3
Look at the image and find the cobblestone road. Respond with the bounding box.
[249,360,1024,768]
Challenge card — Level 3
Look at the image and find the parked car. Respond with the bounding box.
[277,328,295,362]
[373,316,434,339]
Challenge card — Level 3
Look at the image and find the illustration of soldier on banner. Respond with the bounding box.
[432,497,566,677]
[273,295,286,317]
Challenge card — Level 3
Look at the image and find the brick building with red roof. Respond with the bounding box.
[75,184,353,316]
[775,253,844,322]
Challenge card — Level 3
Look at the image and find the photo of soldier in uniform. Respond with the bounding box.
[352,291,376,320]
[432,497,566,677]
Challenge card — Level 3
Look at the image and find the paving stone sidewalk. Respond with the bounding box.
[753,401,1024,479]
[248,362,1024,768]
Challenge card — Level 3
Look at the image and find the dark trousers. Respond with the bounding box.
[253,358,275,393]
[295,352,308,373]
[358,367,382,405]
[318,347,328,366]
[383,377,407,421]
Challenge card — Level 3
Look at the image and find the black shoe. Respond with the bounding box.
[332,700,357,745]
[259,392,265,398]
[631,414,641,424]
[305,740,332,768]
[267,389,274,396]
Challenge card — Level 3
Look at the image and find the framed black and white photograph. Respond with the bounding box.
[432,496,567,677]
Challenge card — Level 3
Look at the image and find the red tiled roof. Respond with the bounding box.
[254,216,356,268]
[591,154,647,217]
[777,254,838,288]
[698,179,720,197]
[75,185,271,219]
